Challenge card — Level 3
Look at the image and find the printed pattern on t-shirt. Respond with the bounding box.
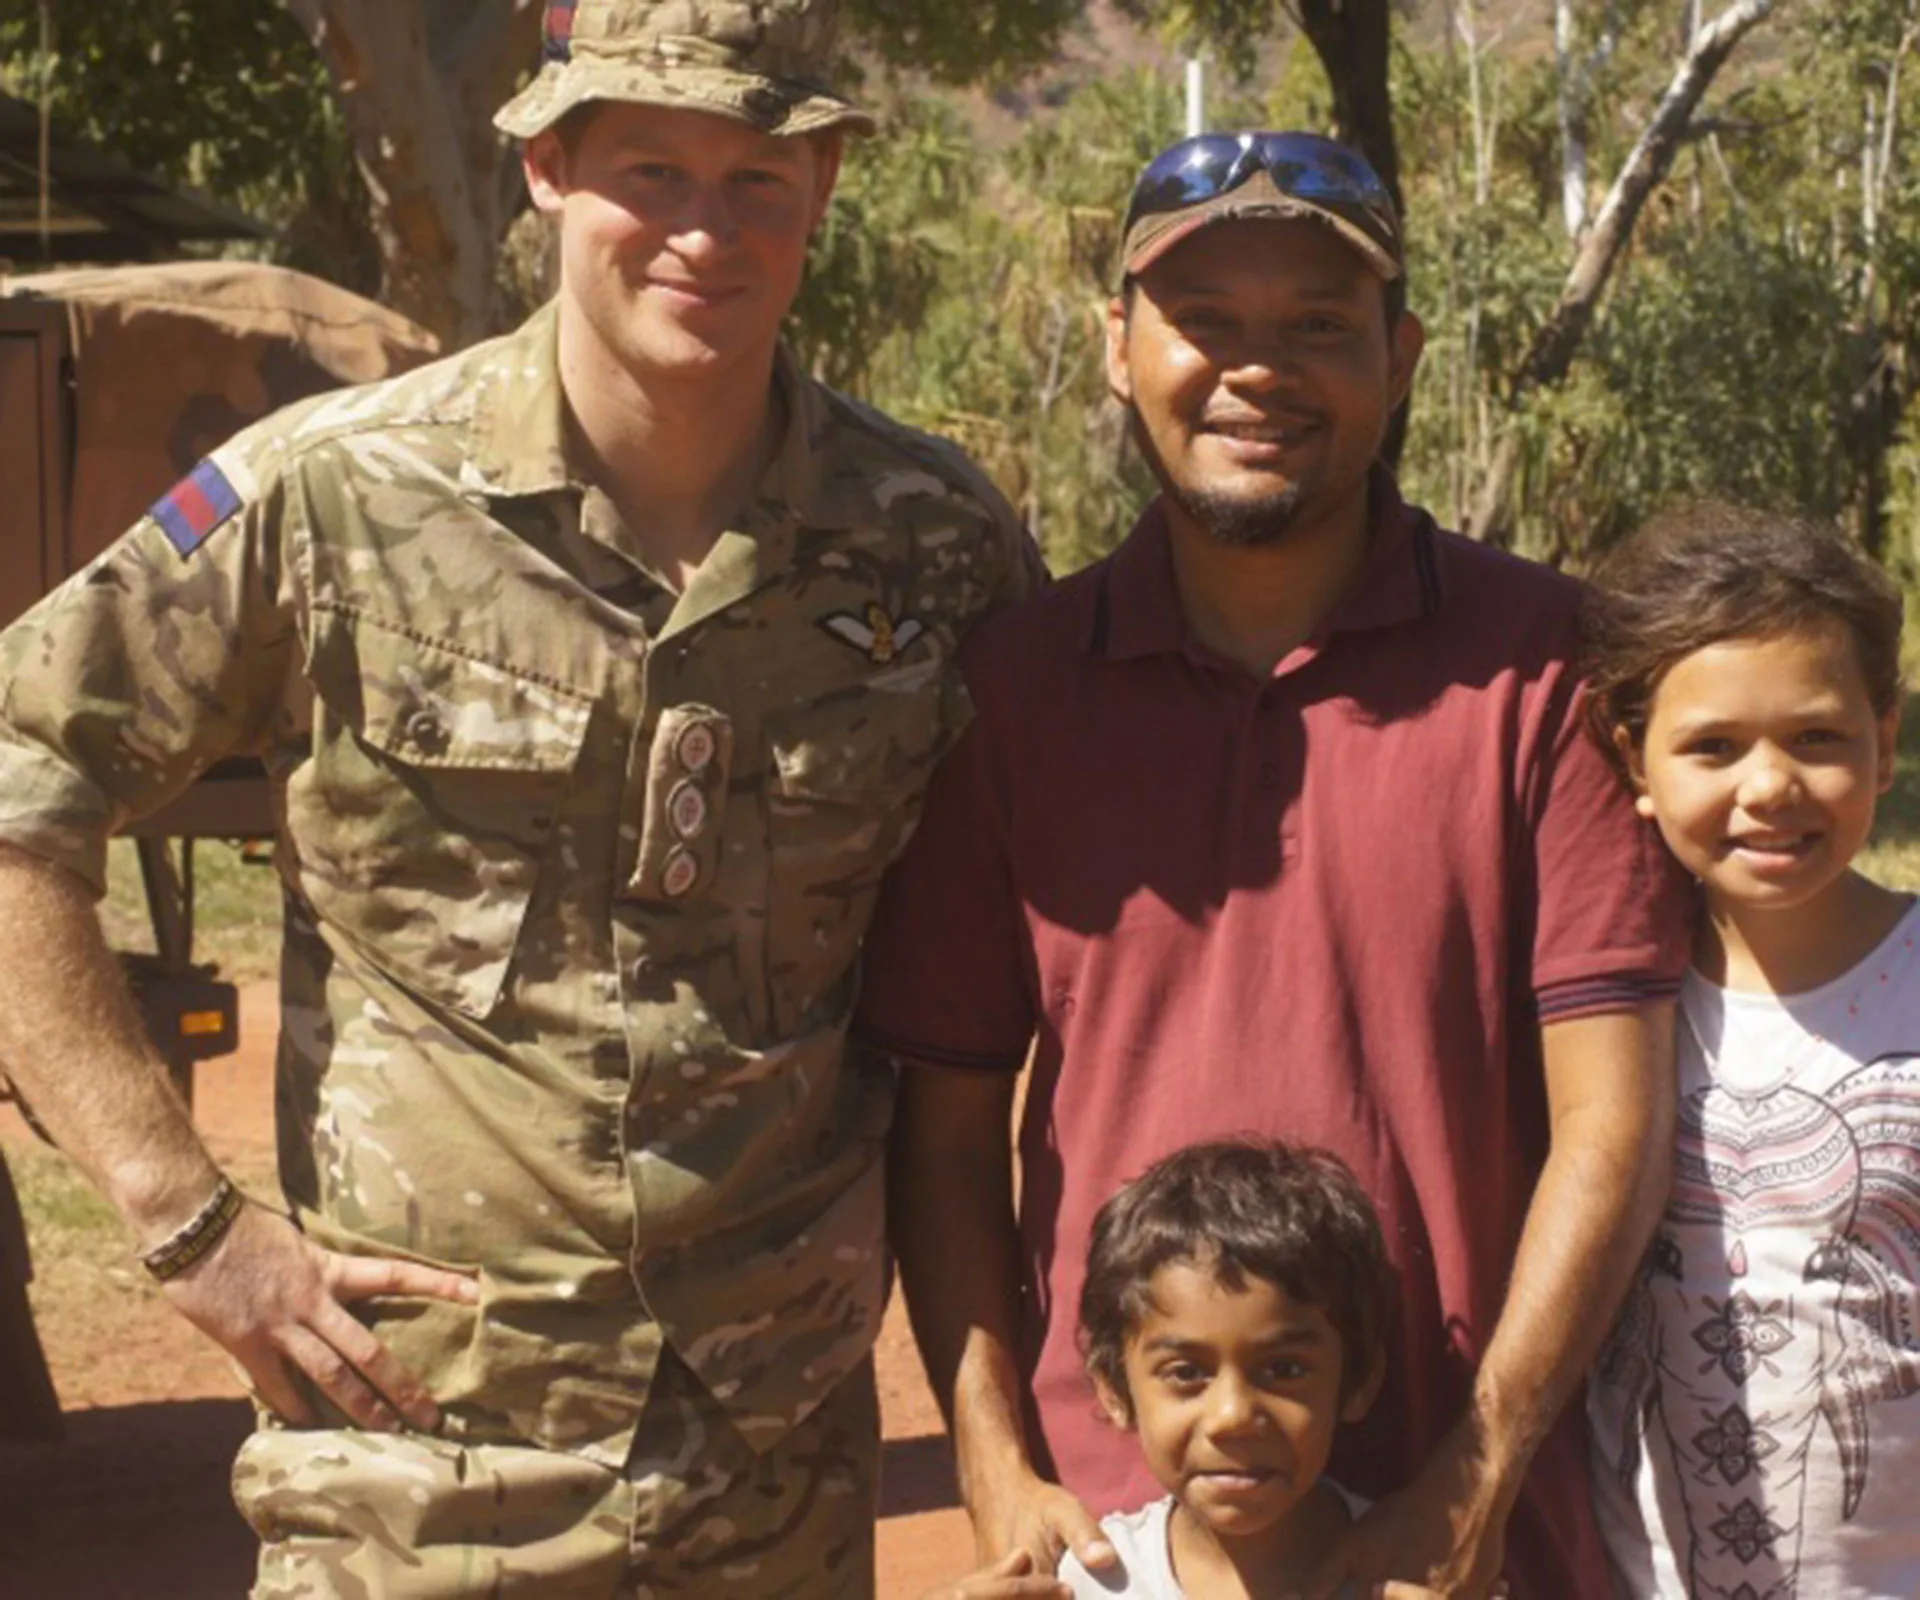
[1590,901,1920,1599]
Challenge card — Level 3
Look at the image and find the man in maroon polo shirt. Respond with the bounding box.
[859,134,1690,1599]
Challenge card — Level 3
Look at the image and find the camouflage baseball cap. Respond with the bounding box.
[495,0,875,140]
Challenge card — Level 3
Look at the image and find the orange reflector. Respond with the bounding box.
[180,1011,226,1038]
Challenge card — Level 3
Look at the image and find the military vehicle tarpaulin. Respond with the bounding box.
[1,261,438,573]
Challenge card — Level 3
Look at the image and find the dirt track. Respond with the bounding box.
[0,984,976,1598]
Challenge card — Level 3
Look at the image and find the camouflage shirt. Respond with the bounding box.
[0,302,1040,1465]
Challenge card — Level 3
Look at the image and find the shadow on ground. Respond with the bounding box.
[879,1432,959,1519]
[0,1398,256,1599]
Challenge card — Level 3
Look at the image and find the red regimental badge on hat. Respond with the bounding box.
[545,0,578,58]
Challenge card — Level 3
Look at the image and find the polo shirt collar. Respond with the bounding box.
[1090,467,1443,662]
[466,300,844,530]
[1325,470,1443,634]
[1094,499,1183,661]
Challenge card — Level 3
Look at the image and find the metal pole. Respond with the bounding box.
[37,0,53,262]
[1185,56,1206,138]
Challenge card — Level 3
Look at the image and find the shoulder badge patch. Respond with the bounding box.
[150,458,244,559]
[820,603,927,667]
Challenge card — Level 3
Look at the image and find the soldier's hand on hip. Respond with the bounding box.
[161,1202,479,1432]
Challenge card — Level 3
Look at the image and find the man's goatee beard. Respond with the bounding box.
[1129,407,1308,547]
[1168,480,1308,547]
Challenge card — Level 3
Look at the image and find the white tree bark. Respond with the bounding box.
[1556,0,1621,240]
[1465,0,1788,543]
[1555,0,1589,237]
[1460,1,1499,208]
[285,0,544,348]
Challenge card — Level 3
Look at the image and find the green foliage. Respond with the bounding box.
[1543,227,1855,560]
[789,100,981,392]
[100,840,283,984]
[793,69,1254,571]
[1377,1,1920,571]
[0,0,376,289]
[790,4,1920,585]
[844,0,1086,84]
[0,1,325,193]
[1147,0,1281,79]
[1859,635,1920,891]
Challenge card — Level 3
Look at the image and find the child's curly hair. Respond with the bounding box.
[1077,1139,1396,1422]
[1582,503,1904,781]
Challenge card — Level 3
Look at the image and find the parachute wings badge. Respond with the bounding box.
[819,602,926,667]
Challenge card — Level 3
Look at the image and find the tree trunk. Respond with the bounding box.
[1292,0,1407,464]
[1464,0,1785,544]
[1845,11,1917,561]
[285,0,543,349]
[1847,350,1901,561]
[1295,0,1400,214]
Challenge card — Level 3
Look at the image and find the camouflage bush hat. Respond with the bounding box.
[496,0,876,140]
[1120,132,1402,283]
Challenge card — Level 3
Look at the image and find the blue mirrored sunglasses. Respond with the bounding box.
[1123,132,1396,242]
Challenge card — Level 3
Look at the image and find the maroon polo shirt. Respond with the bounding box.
[857,480,1690,1599]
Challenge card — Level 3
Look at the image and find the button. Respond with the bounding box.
[403,709,449,756]
[661,847,699,898]
[667,780,708,839]
[676,722,717,774]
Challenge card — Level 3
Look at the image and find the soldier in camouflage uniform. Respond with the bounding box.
[0,3,1040,1595]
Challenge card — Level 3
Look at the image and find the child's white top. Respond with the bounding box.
[1588,896,1920,1599]
[1058,1482,1369,1598]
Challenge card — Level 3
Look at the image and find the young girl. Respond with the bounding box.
[1583,504,1916,1598]
[931,1140,1449,1599]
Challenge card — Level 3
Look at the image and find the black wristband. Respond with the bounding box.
[139,1177,244,1283]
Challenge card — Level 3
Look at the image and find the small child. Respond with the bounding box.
[932,1140,1457,1600]
[1582,504,1919,1598]
[1058,1140,1394,1599]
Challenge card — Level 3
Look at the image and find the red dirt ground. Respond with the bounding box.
[0,984,977,1599]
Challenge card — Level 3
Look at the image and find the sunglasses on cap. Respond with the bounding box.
[1121,132,1401,279]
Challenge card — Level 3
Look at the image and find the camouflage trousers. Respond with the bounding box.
[233,1350,879,1599]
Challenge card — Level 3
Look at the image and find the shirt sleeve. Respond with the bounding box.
[855,649,1037,1073]
[0,429,302,896]
[1528,676,1693,1022]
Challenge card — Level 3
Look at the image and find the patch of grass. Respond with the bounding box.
[9,1131,281,1321]
[100,839,283,982]
[12,1139,129,1245]
[8,1138,156,1320]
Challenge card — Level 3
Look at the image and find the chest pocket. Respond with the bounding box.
[761,662,970,1039]
[289,607,594,1020]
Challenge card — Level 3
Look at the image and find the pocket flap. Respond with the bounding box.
[311,607,593,772]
